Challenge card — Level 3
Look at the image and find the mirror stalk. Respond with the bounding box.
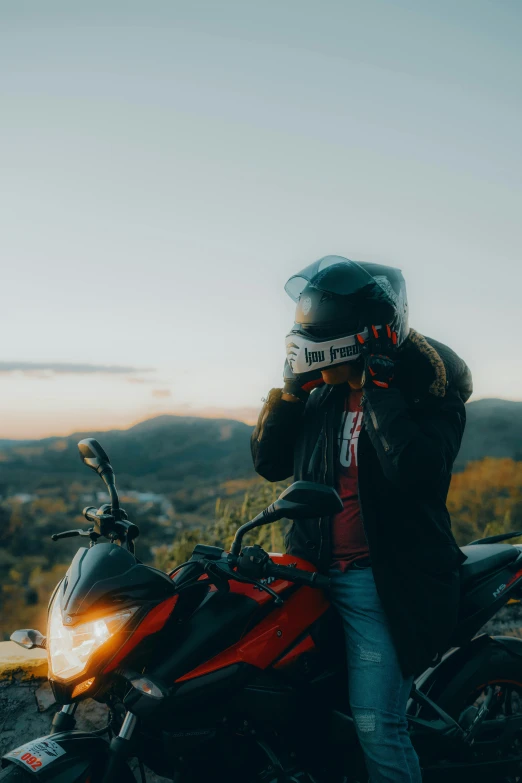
[104,478,121,515]
[230,510,272,557]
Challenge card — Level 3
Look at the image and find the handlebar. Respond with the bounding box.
[116,518,140,540]
[264,562,330,590]
[233,544,330,591]
[82,506,139,543]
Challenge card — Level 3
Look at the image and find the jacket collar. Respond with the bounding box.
[405,329,447,397]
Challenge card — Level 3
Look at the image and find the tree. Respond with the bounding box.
[448,458,522,545]
[154,479,290,571]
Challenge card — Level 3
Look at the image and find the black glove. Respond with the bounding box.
[357,324,398,390]
[283,359,323,402]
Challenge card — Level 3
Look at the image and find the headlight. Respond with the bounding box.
[47,597,137,682]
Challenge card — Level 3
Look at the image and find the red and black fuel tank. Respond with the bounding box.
[146,554,329,681]
[124,554,333,720]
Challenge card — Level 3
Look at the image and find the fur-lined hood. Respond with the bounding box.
[401,329,473,402]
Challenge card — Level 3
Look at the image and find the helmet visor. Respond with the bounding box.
[285,327,372,374]
[285,256,377,302]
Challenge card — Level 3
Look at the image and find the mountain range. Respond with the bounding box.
[0,398,520,494]
[456,398,522,468]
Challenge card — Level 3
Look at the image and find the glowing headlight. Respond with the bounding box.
[47,597,137,682]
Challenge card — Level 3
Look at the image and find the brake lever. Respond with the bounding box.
[51,528,100,542]
[214,562,284,606]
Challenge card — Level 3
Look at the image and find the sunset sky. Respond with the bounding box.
[1,1,521,439]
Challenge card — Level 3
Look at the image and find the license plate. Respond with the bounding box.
[5,739,66,773]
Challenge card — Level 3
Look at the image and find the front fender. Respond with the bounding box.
[1,730,131,782]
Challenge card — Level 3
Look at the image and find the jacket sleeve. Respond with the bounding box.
[361,386,466,493]
[251,388,304,482]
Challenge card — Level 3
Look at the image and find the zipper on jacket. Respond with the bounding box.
[363,394,390,453]
[318,409,329,568]
[357,422,372,560]
[318,391,341,571]
[307,432,324,477]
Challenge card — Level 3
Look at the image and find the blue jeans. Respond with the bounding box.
[329,566,422,783]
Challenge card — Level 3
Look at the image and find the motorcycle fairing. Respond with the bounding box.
[47,543,184,703]
[103,593,179,673]
[130,553,324,689]
[273,633,316,670]
[49,593,180,705]
[60,543,177,622]
[0,731,134,782]
[175,580,329,683]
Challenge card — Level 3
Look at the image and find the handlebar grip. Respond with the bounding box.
[83,506,99,523]
[309,573,331,590]
[115,519,139,540]
[266,563,330,590]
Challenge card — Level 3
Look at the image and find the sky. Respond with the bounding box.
[0,0,521,439]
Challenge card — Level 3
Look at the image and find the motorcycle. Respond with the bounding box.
[3,437,522,782]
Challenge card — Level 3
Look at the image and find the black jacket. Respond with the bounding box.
[251,330,473,675]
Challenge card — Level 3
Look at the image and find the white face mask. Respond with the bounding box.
[285,328,373,374]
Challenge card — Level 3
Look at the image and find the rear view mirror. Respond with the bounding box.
[78,438,120,511]
[229,481,343,557]
[273,481,343,519]
[11,629,46,650]
[78,438,113,478]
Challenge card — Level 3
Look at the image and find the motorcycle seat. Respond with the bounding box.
[459,544,520,588]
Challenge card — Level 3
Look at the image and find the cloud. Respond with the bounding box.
[0,361,153,376]
[151,388,172,398]
[126,376,165,385]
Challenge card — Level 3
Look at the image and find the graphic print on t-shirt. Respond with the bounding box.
[338,406,363,469]
[331,389,368,570]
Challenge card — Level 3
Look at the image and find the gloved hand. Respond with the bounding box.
[356,324,398,390]
[283,359,323,402]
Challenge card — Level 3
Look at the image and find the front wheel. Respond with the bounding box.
[0,755,135,783]
[0,768,44,781]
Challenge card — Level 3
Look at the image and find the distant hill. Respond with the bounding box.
[0,416,256,494]
[456,398,522,470]
[0,399,520,493]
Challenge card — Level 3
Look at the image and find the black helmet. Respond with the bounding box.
[285,256,408,374]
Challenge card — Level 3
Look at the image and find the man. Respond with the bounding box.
[251,256,473,783]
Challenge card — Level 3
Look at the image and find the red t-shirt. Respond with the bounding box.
[331,389,369,570]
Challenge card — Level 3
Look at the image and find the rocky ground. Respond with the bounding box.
[1,604,521,782]
[481,600,522,638]
[0,680,169,782]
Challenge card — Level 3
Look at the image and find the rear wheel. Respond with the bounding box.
[455,679,522,783]
[418,646,522,782]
